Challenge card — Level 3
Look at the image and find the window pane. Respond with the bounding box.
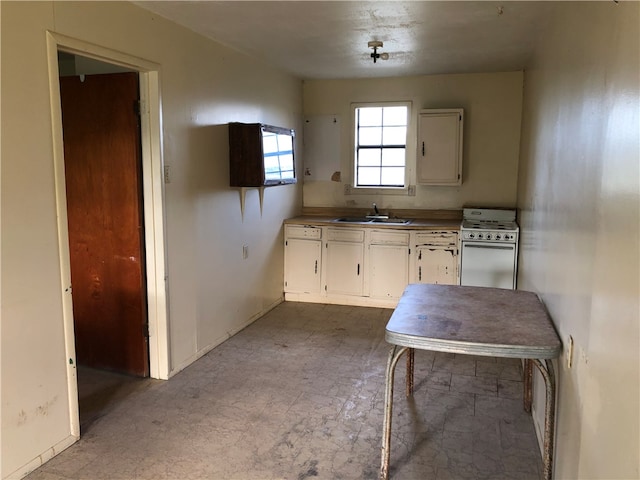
[359,126,382,145]
[359,148,381,166]
[354,103,408,188]
[381,148,405,166]
[358,107,382,126]
[279,154,294,173]
[262,133,278,154]
[264,156,280,174]
[277,134,293,152]
[357,167,381,186]
[381,167,405,186]
[382,106,407,126]
[382,126,407,145]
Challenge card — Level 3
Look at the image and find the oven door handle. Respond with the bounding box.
[462,243,514,250]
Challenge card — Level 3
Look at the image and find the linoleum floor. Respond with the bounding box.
[25,302,542,480]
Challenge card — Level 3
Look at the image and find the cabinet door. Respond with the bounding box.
[416,246,458,285]
[369,244,409,299]
[417,109,463,185]
[326,241,364,296]
[284,238,322,294]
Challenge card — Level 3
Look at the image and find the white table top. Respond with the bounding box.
[385,284,562,359]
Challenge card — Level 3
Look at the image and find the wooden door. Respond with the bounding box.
[60,72,149,377]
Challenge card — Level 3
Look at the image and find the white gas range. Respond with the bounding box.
[460,208,519,289]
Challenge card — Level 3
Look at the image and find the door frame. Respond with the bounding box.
[46,32,170,436]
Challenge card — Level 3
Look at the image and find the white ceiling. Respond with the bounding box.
[134,1,556,80]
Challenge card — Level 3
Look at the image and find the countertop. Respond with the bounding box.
[284,215,461,230]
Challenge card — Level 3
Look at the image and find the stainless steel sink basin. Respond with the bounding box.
[333,217,412,225]
[334,217,372,223]
[370,218,412,224]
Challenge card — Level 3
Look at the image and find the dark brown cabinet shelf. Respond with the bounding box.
[229,122,296,187]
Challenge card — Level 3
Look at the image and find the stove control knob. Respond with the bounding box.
[486,233,492,240]
[495,234,502,240]
[478,233,484,239]
[468,233,475,239]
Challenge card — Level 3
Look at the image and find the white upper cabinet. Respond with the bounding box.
[417,109,464,186]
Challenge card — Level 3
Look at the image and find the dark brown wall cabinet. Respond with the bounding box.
[229,122,296,187]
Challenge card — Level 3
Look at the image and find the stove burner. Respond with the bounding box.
[461,209,519,243]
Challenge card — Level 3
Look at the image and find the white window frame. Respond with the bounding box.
[348,101,415,196]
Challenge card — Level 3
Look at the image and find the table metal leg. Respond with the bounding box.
[524,358,533,413]
[380,345,410,480]
[405,348,414,397]
[531,359,556,480]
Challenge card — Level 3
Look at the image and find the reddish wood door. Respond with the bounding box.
[60,72,149,377]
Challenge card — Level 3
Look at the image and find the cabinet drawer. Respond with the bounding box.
[370,230,410,245]
[415,231,458,246]
[327,228,364,243]
[286,225,322,240]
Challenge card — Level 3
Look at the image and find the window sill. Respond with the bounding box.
[344,184,416,196]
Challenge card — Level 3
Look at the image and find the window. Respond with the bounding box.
[354,103,409,188]
[262,128,295,183]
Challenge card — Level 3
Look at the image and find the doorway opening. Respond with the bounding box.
[47,32,170,438]
[58,53,150,431]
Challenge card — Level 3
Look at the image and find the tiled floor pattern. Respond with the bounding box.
[25,302,542,479]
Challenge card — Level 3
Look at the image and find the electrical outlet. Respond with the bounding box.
[566,335,574,368]
[164,165,171,184]
[242,245,249,259]
[408,185,416,196]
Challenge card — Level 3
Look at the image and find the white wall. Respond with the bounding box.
[517,2,639,478]
[302,72,523,210]
[0,2,302,478]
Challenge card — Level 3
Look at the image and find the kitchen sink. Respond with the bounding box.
[333,217,413,225]
[370,218,413,224]
[334,217,372,223]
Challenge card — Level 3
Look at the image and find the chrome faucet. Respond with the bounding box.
[369,203,388,219]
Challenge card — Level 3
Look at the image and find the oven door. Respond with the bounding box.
[460,241,517,289]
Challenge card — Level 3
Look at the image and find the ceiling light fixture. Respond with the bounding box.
[368,41,389,63]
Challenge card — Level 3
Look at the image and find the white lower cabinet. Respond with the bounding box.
[284,225,322,294]
[412,231,459,285]
[325,228,364,296]
[284,223,459,306]
[415,246,457,284]
[369,230,410,300]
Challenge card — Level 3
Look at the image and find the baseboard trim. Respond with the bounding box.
[6,434,78,480]
[284,292,398,309]
[167,296,284,378]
